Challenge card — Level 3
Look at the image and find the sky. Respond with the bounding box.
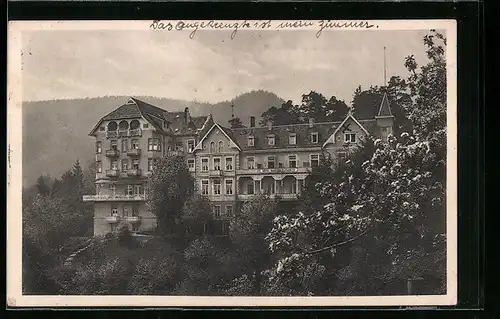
[21,29,432,105]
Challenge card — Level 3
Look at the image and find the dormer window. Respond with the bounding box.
[289,133,296,145]
[247,136,254,147]
[344,133,356,143]
[143,123,149,129]
[268,135,275,146]
[311,132,319,144]
[187,139,195,153]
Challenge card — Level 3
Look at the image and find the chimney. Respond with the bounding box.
[250,116,255,128]
[268,120,273,131]
[184,107,190,126]
[308,118,314,128]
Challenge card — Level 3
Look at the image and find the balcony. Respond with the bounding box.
[167,150,184,157]
[129,129,142,137]
[236,167,311,175]
[105,149,120,157]
[106,216,120,223]
[106,131,118,138]
[106,129,142,138]
[209,170,223,177]
[237,193,298,201]
[124,216,141,223]
[127,148,141,156]
[106,170,120,177]
[127,168,142,176]
[82,194,147,202]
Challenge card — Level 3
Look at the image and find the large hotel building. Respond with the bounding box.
[84,96,394,236]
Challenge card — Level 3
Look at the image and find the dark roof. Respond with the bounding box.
[377,93,393,117]
[197,114,214,138]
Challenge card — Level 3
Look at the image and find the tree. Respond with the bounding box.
[260,100,302,126]
[265,31,448,296]
[35,175,51,197]
[147,156,195,237]
[230,195,279,295]
[228,117,245,129]
[181,194,213,236]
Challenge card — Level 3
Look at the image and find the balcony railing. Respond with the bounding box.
[236,167,311,175]
[167,150,184,157]
[105,149,120,157]
[106,129,142,138]
[127,148,141,156]
[106,216,120,223]
[106,169,120,177]
[127,168,142,176]
[209,170,223,177]
[124,216,141,223]
[237,193,298,201]
[82,194,147,202]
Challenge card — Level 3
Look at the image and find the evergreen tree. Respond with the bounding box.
[35,175,51,197]
[228,117,245,129]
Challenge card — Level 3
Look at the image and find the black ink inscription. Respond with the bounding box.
[316,20,376,38]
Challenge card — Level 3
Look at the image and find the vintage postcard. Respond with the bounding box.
[7,19,457,307]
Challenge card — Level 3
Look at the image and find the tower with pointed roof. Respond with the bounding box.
[375,92,395,141]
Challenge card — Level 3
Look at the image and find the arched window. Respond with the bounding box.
[130,120,140,130]
[119,120,129,131]
[107,121,117,131]
[218,141,224,153]
[210,141,216,153]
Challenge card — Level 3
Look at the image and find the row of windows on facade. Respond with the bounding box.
[96,138,192,153]
[100,120,144,132]
[108,202,232,220]
[98,184,147,196]
[96,154,322,173]
[247,132,357,147]
[199,179,303,196]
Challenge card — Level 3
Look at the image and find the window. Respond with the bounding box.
[214,205,221,218]
[201,180,209,195]
[210,142,216,153]
[267,155,275,169]
[110,160,118,170]
[247,183,254,195]
[344,133,356,143]
[268,135,275,146]
[126,185,133,196]
[337,151,347,163]
[289,133,297,145]
[226,205,233,217]
[122,139,129,152]
[148,138,161,151]
[132,204,139,216]
[176,141,183,151]
[132,159,140,169]
[143,123,149,129]
[96,141,102,153]
[225,157,233,170]
[187,139,195,153]
[96,161,102,173]
[213,179,221,195]
[246,156,255,169]
[148,158,153,171]
[218,141,224,153]
[225,179,233,195]
[111,205,119,216]
[310,154,320,167]
[291,181,297,194]
[213,158,221,171]
[201,158,209,171]
[134,185,142,195]
[187,158,195,170]
[132,139,139,149]
[110,140,118,150]
[311,132,319,144]
[109,184,116,195]
[247,136,254,147]
[121,159,129,171]
[288,155,297,168]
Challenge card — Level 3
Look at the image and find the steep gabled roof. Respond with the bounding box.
[89,97,167,135]
[194,123,241,152]
[376,92,393,117]
[322,114,370,148]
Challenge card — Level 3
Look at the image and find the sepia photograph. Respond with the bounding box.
[7,19,457,307]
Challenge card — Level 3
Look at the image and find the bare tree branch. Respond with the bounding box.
[302,228,370,255]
